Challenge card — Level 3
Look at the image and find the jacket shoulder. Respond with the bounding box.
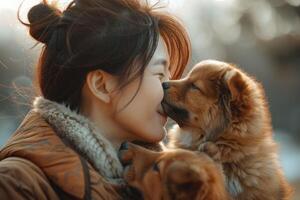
[0,156,59,200]
[0,110,87,199]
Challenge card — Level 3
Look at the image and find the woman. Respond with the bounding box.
[0,0,190,199]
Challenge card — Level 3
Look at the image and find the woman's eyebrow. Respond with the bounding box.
[153,58,170,70]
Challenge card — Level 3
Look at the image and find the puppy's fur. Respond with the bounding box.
[119,142,229,200]
[163,60,293,200]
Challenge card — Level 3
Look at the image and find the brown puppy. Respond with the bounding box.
[118,142,229,200]
[163,60,293,200]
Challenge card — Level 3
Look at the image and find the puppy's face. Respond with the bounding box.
[118,142,228,200]
[162,60,247,139]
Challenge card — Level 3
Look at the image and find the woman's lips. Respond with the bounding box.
[157,105,168,118]
[158,112,168,124]
[157,110,167,118]
[157,108,168,124]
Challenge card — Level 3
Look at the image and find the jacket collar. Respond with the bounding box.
[33,96,123,183]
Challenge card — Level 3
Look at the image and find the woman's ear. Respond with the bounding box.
[86,69,116,104]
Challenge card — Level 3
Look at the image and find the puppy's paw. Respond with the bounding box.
[198,142,221,162]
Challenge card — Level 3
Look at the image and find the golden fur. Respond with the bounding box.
[163,60,293,200]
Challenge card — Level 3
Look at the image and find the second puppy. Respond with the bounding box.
[118,141,229,200]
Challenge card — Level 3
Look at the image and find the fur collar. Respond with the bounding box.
[32,96,124,184]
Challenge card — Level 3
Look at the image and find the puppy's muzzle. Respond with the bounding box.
[162,82,170,90]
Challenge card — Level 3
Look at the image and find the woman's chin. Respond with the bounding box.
[137,128,165,143]
[129,122,167,143]
[148,127,166,143]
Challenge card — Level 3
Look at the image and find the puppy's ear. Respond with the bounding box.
[223,69,246,101]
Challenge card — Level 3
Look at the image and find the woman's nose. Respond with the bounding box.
[162,82,170,90]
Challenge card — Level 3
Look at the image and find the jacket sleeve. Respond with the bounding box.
[0,157,59,200]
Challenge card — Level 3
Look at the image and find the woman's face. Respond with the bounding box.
[111,37,171,143]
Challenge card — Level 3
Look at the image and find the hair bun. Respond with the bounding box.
[27,3,61,43]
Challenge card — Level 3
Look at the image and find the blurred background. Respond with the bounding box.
[0,0,299,198]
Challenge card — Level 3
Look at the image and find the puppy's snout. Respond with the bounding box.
[162,82,170,90]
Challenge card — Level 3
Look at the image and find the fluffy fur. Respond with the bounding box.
[33,96,124,184]
[164,60,293,200]
[119,142,229,200]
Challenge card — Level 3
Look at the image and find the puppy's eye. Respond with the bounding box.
[190,83,205,95]
[191,83,198,89]
[191,83,200,91]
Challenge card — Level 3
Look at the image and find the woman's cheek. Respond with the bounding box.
[113,75,165,142]
[147,76,165,101]
[133,77,164,141]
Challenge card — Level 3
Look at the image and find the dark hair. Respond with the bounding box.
[18,0,191,112]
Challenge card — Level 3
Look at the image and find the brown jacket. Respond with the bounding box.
[0,97,150,199]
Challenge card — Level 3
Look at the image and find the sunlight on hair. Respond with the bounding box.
[152,0,184,9]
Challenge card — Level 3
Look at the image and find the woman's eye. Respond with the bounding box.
[155,73,165,80]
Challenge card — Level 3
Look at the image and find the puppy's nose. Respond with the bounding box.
[162,82,170,90]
